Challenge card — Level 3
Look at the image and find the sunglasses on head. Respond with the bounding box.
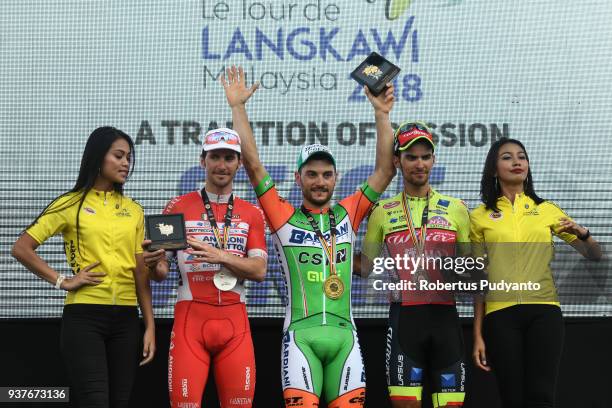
[394,122,432,151]
[205,132,240,145]
[397,122,429,135]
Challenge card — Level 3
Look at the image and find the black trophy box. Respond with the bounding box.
[350,52,401,96]
[145,214,187,251]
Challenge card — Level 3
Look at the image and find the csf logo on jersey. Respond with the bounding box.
[348,390,366,404]
[83,207,96,215]
[299,248,347,267]
[288,223,349,245]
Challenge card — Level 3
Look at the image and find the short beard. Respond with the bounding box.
[303,189,332,206]
[405,175,429,187]
[207,173,233,189]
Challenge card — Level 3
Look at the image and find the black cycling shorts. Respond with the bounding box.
[386,303,466,405]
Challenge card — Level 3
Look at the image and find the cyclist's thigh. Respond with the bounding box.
[213,305,256,408]
[169,302,211,407]
[323,328,366,408]
[281,329,323,408]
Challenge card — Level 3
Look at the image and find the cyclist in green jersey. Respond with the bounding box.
[359,122,471,408]
[220,65,396,408]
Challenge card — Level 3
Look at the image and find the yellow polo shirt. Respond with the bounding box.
[470,194,577,315]
[27,189,144,306]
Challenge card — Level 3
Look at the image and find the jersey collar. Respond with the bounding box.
[301,204,331,214]
[498,192,527,205]
[91,188,118,200]
[200,188,233,204]
[403,187,438,201]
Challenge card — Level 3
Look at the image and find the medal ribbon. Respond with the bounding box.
[400,192,429,256]
[201,189,234,251]
[300,206,337,276]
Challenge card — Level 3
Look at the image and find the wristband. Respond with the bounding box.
[55,274,66,289]
[578,229,591,241]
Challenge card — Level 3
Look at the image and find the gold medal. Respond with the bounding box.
[324,275,344,300]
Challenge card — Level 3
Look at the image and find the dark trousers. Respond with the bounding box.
[61,304,140,408]
[484,304,564,408]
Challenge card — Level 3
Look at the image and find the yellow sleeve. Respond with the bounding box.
[26,194,77,244]
[134,204,145,254]
[469,207,487,259]
[453,200,471,244]
[547,202,577,243]
[362,203,384,260]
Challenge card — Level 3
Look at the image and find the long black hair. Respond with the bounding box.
[26,127,135,254]
[480,137,544,212]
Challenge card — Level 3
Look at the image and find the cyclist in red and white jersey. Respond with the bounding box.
[144,128,267,408]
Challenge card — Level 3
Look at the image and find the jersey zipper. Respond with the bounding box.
[216,194,222,305]
[103,192,116,304]
[511,197,521,305]
[320,213,327,325]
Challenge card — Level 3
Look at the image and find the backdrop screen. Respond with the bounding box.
[1,0,610,318]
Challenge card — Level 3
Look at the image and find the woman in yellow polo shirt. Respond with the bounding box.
[11,127,155,408]
[470,138,601,408]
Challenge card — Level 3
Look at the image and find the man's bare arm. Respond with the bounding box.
[365,85,397,193]
[220,66,267,186]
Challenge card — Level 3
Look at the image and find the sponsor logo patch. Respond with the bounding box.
[115,208,131,217]
[428,216,451,228]
[383,201,400,209]
[410,367,423,382]
[441,373,456,388]
[437,199,450,208]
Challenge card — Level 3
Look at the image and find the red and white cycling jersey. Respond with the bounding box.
[163,190,267,305]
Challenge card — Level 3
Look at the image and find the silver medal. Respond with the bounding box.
[213,268,237,291]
